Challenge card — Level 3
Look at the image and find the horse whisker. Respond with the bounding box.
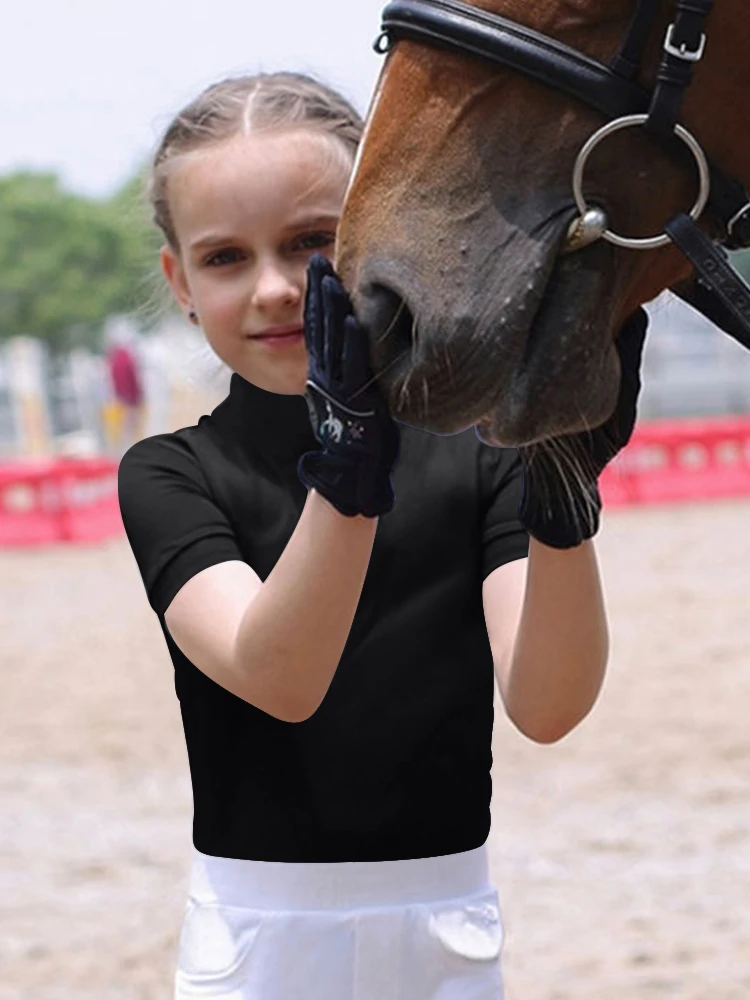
[421,376,430,419]
[347,345,412,402]
[533,434,600,539]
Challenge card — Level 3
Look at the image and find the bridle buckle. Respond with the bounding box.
[664,22,706,62]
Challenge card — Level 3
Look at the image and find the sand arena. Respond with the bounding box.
[1,495,749,1000]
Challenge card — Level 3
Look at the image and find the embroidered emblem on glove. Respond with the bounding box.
[319,401,344,444]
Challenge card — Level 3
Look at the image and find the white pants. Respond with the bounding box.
[174,845,504,1000]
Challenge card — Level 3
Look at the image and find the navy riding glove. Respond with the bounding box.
[297,255,400,518]
[517,307,648,549]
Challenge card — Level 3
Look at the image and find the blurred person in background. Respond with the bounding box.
[104,317,145,456]
[117,72,646,1000]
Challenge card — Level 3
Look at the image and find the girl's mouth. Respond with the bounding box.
[249,324,305,348]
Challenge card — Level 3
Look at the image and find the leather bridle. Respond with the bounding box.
[374,0,750,352]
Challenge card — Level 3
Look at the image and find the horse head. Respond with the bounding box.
[336,0,750,445]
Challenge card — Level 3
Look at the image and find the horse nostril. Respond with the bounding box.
[366,284,415,361]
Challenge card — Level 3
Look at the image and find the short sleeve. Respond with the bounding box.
[118,434,245,617]
[478,444,530,580]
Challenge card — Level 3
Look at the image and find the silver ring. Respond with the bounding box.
[571,114,711,250]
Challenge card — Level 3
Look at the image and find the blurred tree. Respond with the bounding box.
[0,169,164,353]
[108,167,167,325]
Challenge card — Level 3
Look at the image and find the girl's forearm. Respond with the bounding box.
[504,537,609,743]
[233,489,377,722]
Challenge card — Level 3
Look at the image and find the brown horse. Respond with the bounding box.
[336,0,750,445]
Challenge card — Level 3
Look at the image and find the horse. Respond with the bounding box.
[336,0,750,446]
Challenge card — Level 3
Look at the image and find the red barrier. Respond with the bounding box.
[56,457,123,543]
[0,456,123,548]
[0,459,61,547]
[600,416,750,507]
[2,418,750,546]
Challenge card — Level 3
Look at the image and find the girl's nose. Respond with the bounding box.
[251,261,303,313]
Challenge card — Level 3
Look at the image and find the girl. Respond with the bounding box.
[118,72,645,1000]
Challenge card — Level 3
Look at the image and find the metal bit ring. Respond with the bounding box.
[571,114,711,250]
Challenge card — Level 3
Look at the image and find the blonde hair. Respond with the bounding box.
[147,72,364,252]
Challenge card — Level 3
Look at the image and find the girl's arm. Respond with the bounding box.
[165,491,377,723]
[482,537,608,744]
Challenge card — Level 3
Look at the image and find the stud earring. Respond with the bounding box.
[188,310,199,325]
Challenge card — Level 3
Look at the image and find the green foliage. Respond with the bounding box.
[0,168,166,353]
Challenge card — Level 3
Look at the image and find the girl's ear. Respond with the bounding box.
[160,245,193,316]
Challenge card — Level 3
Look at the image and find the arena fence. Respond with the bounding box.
[601,416,750,507]
[0,457,121,548]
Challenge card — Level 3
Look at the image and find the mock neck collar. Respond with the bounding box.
[212,373,317,461]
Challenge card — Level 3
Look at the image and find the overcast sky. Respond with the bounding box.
[2,0,384,197]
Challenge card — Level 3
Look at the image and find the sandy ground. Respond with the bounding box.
[1,496,750,1000]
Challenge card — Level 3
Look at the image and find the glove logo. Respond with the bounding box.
[320,402,344,444]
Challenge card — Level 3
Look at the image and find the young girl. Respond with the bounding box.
[118,72,646,1000]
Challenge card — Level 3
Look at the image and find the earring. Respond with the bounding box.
[188,310,199,325]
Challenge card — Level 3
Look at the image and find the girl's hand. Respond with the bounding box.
[297,254,400,517]
[516,308,648,549]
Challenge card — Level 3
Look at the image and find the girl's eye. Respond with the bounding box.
[293,232,336,253]
[205,248,244,267]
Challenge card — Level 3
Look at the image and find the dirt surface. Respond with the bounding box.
[1,499,749,1000]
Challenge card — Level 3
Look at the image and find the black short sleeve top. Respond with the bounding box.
[118,373,529,862]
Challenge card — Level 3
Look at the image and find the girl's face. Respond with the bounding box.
[161,129,352,395]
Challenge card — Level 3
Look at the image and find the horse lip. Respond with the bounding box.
[479,257,618,443]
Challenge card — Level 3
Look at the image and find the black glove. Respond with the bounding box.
[297,255,400,518]
[517,307,648,549]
